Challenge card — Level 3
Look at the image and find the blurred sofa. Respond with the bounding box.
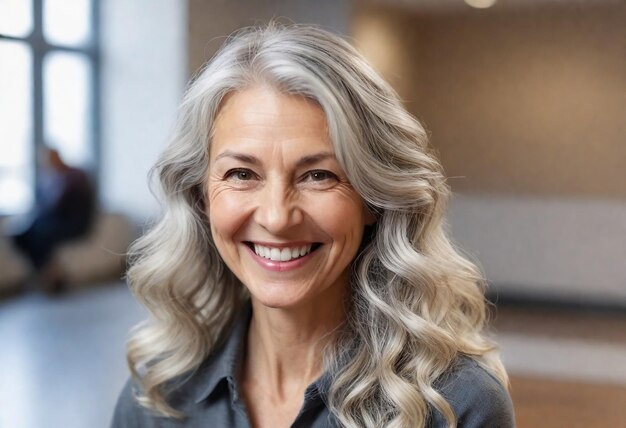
[0,212,134,293]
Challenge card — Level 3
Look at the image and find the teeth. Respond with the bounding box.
[253,243,315,262]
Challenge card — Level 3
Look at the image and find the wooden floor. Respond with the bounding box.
[493,304,626,428]
[510,375,626,428]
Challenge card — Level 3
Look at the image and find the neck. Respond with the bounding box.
[244,291,347,399]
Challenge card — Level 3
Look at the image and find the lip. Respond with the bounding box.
[243,243,319,272]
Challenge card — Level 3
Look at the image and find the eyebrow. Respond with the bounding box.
[213,150,335,167]
[214,150,260,165]
[296,151,335,167]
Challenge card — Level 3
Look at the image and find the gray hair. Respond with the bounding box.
[126,22,508,427]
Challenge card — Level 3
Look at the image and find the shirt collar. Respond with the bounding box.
[192,301,332,405]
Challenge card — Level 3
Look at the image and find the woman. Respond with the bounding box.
[112,23,514,427]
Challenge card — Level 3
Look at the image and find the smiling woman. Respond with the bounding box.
[112,23,514,428]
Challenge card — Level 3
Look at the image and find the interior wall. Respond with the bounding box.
[188,0,350,76]
[100,0,188,222]
[353,2,626,199]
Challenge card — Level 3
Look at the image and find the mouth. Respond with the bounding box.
[243,241,323,262]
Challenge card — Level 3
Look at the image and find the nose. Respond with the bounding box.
[254,180,303,234]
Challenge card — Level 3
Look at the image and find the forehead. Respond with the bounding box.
[210,86,333,159]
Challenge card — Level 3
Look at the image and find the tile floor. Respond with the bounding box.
[0,283,624,428]
[0,283,144,428]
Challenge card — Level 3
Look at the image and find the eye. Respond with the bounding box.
[224,168,256,181]
[305,170,338,182]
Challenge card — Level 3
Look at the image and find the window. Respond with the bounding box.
[0,0,99,215]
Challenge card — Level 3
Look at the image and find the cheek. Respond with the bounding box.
[207,190,253,240]
[312,196,366,246]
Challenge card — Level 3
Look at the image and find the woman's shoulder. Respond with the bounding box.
[111,376,199,427]
[111,310,252,427]
[111,378,147,427]
[430,355,516,428]
[110,364,223,428]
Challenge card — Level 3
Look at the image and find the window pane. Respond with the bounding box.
[0,40,34,214]
[0,0,33,38]
[43,0,91,47]
[44,51,93,167]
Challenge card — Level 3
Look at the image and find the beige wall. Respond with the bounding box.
[188,0,349,76]
[352,2,626,199]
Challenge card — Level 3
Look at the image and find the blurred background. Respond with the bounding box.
[0,0,624,427]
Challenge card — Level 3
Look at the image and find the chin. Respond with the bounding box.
[248,285,312,310]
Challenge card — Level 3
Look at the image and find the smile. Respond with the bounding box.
[243,241,322,265]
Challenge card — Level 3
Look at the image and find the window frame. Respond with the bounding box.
[0,0,100,215]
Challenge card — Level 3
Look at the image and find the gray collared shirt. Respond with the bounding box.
[111,305,515,427]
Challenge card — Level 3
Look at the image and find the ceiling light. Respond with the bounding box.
[465,0,498,9]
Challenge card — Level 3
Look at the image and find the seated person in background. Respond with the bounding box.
[12,147,95,293]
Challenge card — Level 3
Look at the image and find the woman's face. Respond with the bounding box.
[207,85,374,310]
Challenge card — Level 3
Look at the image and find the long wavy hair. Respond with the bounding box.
[126,22,508,427]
